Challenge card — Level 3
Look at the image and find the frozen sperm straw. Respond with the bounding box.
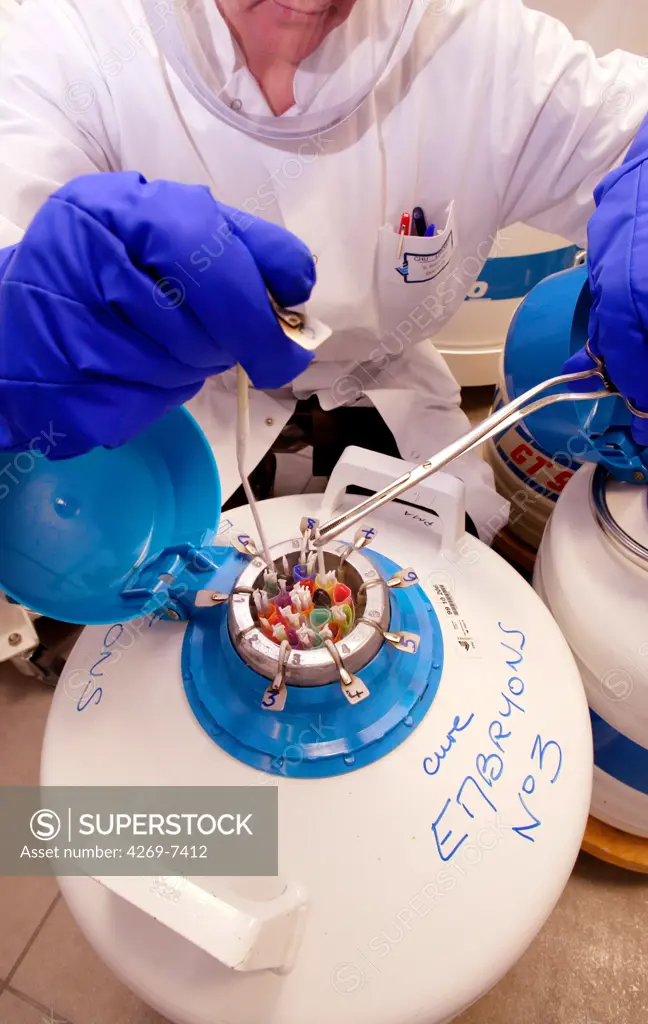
[315,525,326,581]
[236,365,273,567]
[299,528,309,570]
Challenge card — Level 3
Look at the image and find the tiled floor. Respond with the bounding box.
[2,386,648,1024]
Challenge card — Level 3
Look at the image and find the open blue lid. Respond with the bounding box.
[504,265,648,481]
[0,408,221,625]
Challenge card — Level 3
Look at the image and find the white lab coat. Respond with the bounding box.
[0,0,17,46]
[0,0,646,537]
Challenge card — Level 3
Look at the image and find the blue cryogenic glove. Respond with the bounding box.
[0,172,316,459]
[564,115,648,446]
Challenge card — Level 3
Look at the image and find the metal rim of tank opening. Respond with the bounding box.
[590,464,648,571]
[227,539,390,685]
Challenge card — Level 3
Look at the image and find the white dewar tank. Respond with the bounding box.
[497,263,648,855]
[535,464,648,838]
[435,0,648,387]
[0,416,593,1024]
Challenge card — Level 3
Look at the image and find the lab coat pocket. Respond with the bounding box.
[377,201,462,339]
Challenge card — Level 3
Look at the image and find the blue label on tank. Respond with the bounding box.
[590,708,648,796]
[465,246,580,302]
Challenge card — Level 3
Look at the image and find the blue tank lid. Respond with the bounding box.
[0,408,221,625]
[504,266,648,481]
[504,265,600,456]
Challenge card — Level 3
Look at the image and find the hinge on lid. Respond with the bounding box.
[121,544,221,621]
[592,430,648,484]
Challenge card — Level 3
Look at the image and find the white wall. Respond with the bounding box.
[529,0,648,56]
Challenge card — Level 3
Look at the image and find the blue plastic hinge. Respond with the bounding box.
[591,430,648,484]
[121,544,220,620]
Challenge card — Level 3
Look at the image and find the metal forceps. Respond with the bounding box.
[313,343,646,548]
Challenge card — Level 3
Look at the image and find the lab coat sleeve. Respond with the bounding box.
[0,0,119,248]
[493,0,648,245]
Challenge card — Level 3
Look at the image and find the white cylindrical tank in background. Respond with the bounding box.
[489,254,648,855]
[485,372,582,554]
[435,0,648,387]
[529,0,648,850]
[436,227,580,388]
[482,262,591,564]
[535,465,648,839]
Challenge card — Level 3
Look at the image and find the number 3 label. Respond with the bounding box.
[261,684,287,712]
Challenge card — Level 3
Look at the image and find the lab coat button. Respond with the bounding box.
[231,99,242,111]
[265,418,274,426]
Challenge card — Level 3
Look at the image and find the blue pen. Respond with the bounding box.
[425,224,436,237]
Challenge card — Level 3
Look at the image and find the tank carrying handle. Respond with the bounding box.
[319,446,466,559]
[91,874,309,973]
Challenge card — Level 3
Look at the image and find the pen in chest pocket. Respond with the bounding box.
[396,212,411,260]
[412,207,427,237]
[396,207,437,262]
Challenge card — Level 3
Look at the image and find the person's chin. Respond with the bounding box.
[253,2,335,58]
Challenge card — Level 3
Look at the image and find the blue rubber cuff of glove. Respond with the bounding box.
[0,244,17,280]
[564,112,648,447]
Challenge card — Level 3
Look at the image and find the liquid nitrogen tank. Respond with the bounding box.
[483,259,589,564]
[0,409,594,1024]
[502,263,648,866]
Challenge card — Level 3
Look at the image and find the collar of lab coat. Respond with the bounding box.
[144,0,432,136]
